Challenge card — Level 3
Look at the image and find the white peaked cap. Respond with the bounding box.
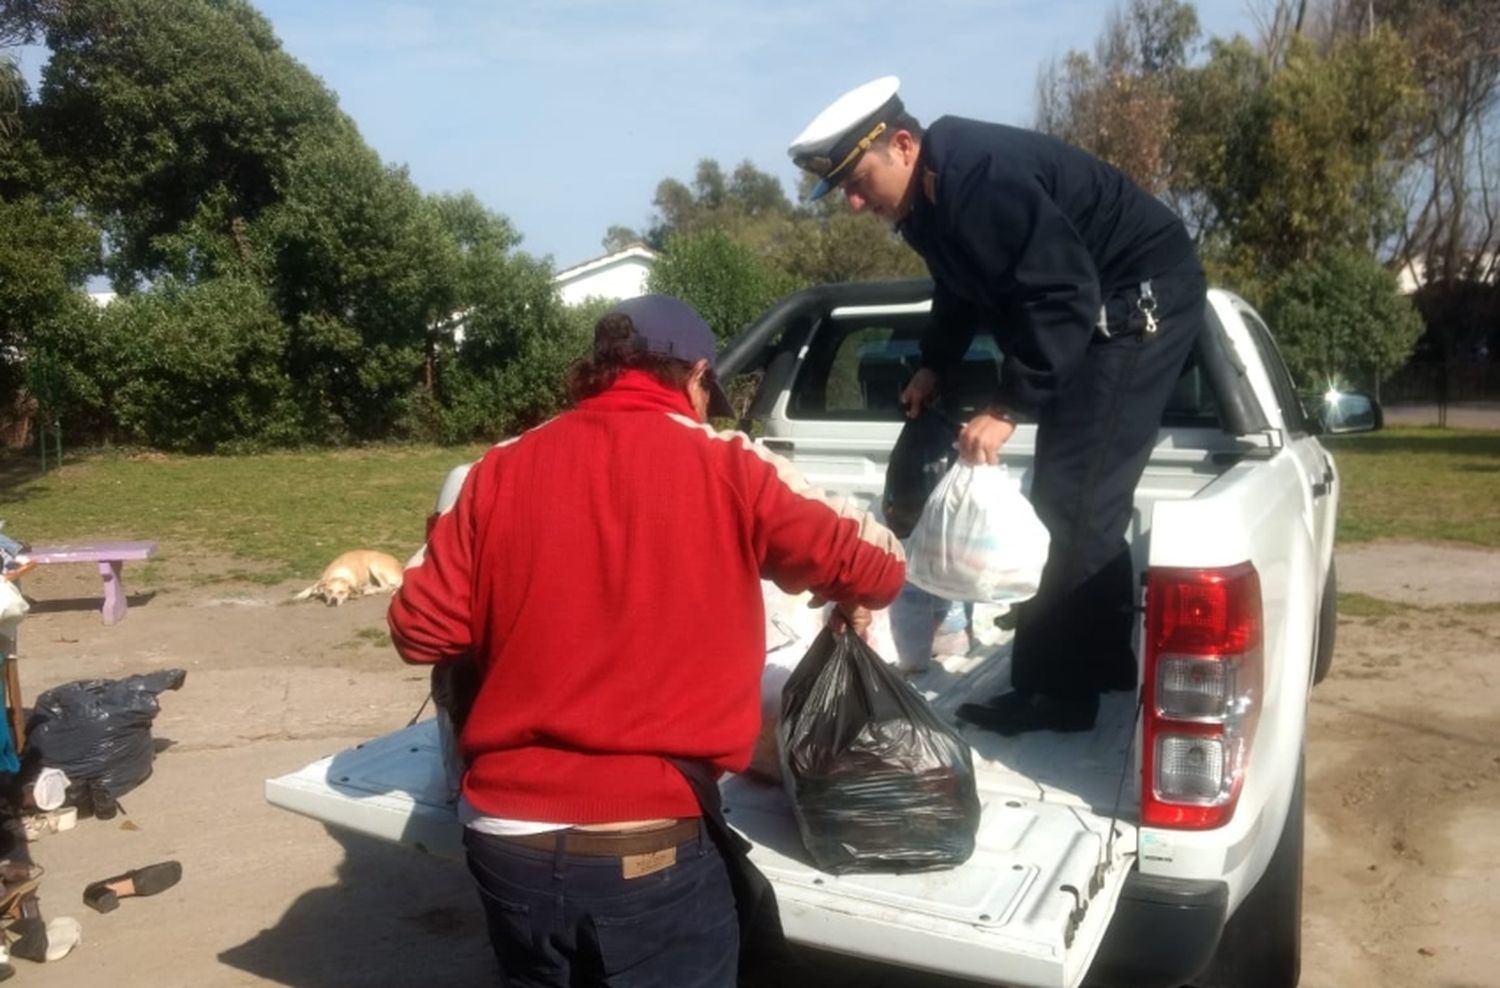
[787,76,904,200]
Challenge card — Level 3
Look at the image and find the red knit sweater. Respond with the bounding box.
[389,372,905,824]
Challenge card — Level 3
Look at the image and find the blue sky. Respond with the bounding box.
[15,0,1261,268]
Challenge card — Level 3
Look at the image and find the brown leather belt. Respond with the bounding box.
[499,818,702,858]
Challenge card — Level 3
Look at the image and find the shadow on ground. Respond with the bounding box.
[218,823,984,988]
[219,826,495,987]
[0,453,49,500]
[22,591,158,617]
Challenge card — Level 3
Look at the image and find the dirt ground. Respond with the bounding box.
[3,541,1498,988]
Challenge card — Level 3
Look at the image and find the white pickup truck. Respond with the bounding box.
[267,280,1380,988]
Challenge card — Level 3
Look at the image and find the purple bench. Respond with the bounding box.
[23,541,159,625]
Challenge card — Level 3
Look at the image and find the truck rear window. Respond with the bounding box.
[788,311,1222,429]
[788,313,1003,421]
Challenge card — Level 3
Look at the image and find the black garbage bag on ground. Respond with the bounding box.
[882,407,960,539]
[777,629,980,874]
[24,669,185,799]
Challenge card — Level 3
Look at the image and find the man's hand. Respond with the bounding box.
[826,603,873,639]
[900,368,939,419]
[958,410,1016,465]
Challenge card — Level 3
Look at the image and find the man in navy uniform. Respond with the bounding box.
[789,77,1206,734]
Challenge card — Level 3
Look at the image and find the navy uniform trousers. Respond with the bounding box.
[1009,271,1206,697]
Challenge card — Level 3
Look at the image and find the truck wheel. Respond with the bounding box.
[1192,756,1304,988]
[1313,563,1337,685]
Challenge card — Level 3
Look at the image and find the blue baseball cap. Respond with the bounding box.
[604,294,734,417]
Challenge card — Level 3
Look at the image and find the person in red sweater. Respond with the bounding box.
[389,294,905,987]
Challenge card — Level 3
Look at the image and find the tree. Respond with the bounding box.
[1263,246,1424,393]
[235,127,453,440]
[92,276,300,450]
[602,224,641,253]
[1381,0,1500,285]
[1036,0,1201,194]
[0,196,96,325]
[638,158,794,248]
[616,159,925,297]
[1,0,574,450]
[0,56,19,146]
[0,196,99,440]
[429,194,584,442]
[30,0,345,284]
[1173,29,1422,279]
[1040,2,1424,281]
[648,230,797,342]
[780,208,926,285]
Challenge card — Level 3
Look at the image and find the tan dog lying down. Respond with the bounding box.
[295,550,404,606]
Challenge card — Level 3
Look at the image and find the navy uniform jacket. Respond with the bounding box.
[898,116,1201,414]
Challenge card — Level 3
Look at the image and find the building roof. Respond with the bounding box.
[553,243,658,284]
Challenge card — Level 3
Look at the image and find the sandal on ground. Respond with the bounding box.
[0,865,44,922]
[82,861,181,914]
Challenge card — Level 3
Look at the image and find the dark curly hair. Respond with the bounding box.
[565,312,717,404]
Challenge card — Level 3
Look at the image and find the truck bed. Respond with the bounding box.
[267,634,1143,987]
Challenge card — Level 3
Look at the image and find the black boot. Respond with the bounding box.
[956,691,1099,736]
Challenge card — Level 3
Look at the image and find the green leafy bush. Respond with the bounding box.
[98,277,300,451]
[1263,246,1424,392]
[648,230,798,343]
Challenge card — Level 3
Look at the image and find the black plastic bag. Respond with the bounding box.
[882,408,960,539]
[24,669,185,798]
[778,629,980,873]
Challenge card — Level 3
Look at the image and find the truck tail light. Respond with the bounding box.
[1142,563,1262,829]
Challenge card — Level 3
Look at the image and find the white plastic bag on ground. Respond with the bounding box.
[906,463,1051,604]
[0,577,28,634]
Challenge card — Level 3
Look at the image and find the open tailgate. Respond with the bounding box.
[267,720,465,859]
[267,683,1137,988]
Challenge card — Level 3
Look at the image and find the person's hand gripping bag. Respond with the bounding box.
[777,628,980,873]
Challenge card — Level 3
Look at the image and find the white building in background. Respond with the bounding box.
[1395,252,1498,294]
[553,244,658,306]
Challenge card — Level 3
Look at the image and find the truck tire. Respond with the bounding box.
[1192,756,1304,988]
[1313,563,1337,685]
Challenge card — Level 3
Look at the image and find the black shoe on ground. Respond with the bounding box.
[87,781,118,821]
[956,691,1100,736]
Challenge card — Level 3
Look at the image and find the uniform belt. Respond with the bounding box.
[499,818,702,858]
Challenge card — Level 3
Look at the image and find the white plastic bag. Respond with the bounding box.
[0,577,28,634]
[905,463,1051,604]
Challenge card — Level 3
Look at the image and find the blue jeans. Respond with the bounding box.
[464,826,738,988]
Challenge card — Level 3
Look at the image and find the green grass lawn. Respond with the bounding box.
[0,427,1493,581]
[1324,427,1500,548]
[1,444,486,580]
